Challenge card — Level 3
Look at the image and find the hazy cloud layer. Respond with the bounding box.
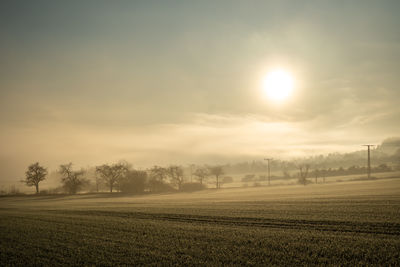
[1,1,400,183]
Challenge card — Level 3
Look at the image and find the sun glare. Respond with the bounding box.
[262,69,294,101]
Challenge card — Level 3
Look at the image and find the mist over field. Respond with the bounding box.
[1,1,400,266]
[1,1,400,185]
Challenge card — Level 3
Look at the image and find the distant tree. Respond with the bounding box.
[147,166,171,193]
[22,162,47,194]
[118,169,147,194]
[208,165,224,189]
[374,163,392,173]
[395,148,400,170]
[148,165,168,182]
[94,173,102,193]
[193,167,209,185]
[59,163,88,194]
[7,185,22,195]
[189,163,196,183]
[297,164,310,186]
[167,165,185,190]
[281,163,291,178]
[96,163,128,192]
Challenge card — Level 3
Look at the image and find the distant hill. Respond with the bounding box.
[222,137,400,174]
[377,137,400,155]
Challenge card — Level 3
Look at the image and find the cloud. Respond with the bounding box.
[1,111,383,180]
[1,1,400,185]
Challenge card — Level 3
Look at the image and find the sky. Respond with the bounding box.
[1,0,400,182]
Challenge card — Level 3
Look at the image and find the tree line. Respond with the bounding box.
[21,160,397,194]
[22,162,226,194]
[239,163,395,187]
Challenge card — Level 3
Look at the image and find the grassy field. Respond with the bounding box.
[1,178,400,266]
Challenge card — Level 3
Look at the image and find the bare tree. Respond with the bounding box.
[189,163,196,183]
[297,164,310,186]
[167,165,185,190]
[22,162,47,194]
[281,162,291,179]
[96,163,128,192]
[147,165,169,193]
[193,167,209,185]
[59,163,87,194]
[118,169,147,194]
[94,173,102,192]
[148,165,168,182]
[208,165,224,189]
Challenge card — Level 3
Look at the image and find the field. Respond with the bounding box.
[1,178,400,266]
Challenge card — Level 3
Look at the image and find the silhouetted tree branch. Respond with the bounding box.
[193,167,209,185]
[167,165,184,190]
[297,164,310,185]
[22,162,47,194]
[96,163,128,192]
[208,165,224,189]
[59,163,87,194]
[118,169,147,194]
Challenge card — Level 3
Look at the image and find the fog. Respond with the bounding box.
[2,2,400,266]
[1,1,400,186]
[1,112,397,186]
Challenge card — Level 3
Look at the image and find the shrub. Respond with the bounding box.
[119,170,147,194]
[147,180,176,193]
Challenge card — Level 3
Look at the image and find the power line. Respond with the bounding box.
[362,145,375,179]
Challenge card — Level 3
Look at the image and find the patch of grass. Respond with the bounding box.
[1,179,400,265]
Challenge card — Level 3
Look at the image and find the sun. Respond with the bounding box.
[262,69,294,101]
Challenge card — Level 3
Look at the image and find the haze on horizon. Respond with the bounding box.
[1,1,400,182]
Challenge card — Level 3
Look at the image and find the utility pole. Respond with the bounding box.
[362,145,375,179]
[264,158,272,186]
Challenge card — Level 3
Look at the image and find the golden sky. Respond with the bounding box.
[1,1,400,182]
